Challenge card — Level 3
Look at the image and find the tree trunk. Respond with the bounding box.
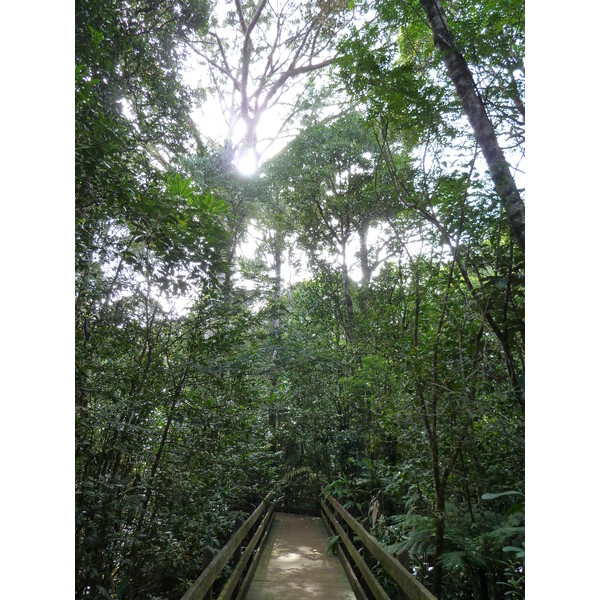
[135,388,180,533]
[433,488,446,598]
[340,237,355,335]
[358,220,371,313]
[272,234,282,336]
[269,230,284,437]
[420,0,525,252]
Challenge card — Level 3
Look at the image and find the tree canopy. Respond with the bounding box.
[75,0,525,598]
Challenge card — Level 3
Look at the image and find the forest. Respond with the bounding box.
[75,0,525,598]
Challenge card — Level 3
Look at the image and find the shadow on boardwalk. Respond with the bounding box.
[244,512,357,599]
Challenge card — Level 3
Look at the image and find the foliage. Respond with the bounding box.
[76,1,525,599]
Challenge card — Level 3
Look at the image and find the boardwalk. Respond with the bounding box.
[245,512,357,599]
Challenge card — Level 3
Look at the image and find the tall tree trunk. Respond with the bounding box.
[340,237,355,336]
[135,368,187,535]
[433,485,446,597]
[269,231,284,432]
[272,233,282,336]
[358,220,371,314]
[420,0,525,252]
[412,245,469,597]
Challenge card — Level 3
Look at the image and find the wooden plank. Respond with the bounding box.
[218,504,275,600]
[180,499,269,600]
[321,499,389,600]
[321,509,369,600]
[237,508,275,600]
[245,512,357,599]
[323,492,438,600]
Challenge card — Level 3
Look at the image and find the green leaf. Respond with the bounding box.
[438,550,466,569]
[503,545,525,559]
[327,535,341,554]
[481,490,524,501]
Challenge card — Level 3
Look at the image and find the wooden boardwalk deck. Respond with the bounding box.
[244,512,357,599]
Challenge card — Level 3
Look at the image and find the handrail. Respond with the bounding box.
[321,488,438,600]
[180,494,274,600]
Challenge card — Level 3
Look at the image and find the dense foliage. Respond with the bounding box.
[76,0,524,598]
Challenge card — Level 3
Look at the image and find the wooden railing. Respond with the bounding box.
[180,495,274,600]
[320,489,438,600]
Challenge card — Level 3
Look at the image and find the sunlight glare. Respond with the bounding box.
[236,146,258,176]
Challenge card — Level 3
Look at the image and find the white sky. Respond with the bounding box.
[181,0,349,173]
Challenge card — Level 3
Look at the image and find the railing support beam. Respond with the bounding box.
[321,489,438,600]
[180,495,273,600]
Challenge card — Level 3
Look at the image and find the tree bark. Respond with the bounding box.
[420,0,525,252]
[268,232,283,434]
[358,220,371,313]
[340,236,355,336]
[272,232,283,335]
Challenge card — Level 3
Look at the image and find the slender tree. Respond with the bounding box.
[419,0,525,251]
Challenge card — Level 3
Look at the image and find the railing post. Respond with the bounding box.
[233,516,243,564]
[363,520,374,585]
[396,550,410,600]
[232,515,244,597]
[202,546,216,599]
